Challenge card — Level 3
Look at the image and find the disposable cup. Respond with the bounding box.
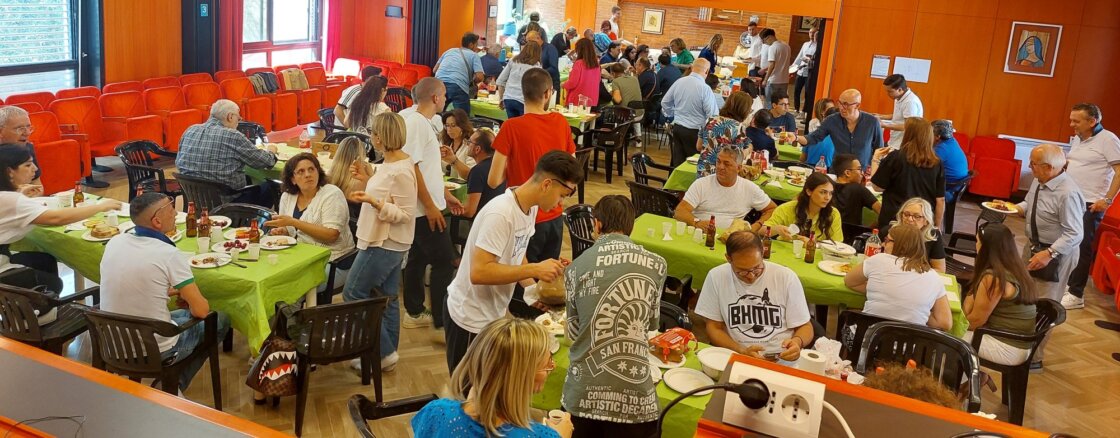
[197,237,211,254]
[793,240,805,259]
[675,221,686,235]
[268,254,279,266]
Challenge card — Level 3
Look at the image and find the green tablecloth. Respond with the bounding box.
[777,143,803,162]
[629,214,968,337]
[534,336,715,438]
[12,212,330,355]
[468,98,596,129]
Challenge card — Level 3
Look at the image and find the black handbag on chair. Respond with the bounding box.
[1027,187,1062,282]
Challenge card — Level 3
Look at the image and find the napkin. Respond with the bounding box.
[523,283,541,306]
[766,181,781,188]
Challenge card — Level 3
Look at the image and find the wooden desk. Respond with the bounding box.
[696,354,1048,438]
[0,338,287,437]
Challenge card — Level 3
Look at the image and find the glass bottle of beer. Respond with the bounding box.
[185,202,198,237]
[705,215,716,249]
[72,182,84,206]
[804,232,817,263]
[761,226,772,259]
[198,208,211,238]
[248,220,261,244]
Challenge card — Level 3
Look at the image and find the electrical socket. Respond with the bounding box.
[721,361,826,438]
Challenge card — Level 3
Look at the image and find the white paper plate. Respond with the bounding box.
[663,368,714,396]
[212,240,249,254]
[65,218,105,231]
[817,240,856,257]
[443,181,461,191]
[116,221,136,234]
[686,156,700,164]
[175,211,187,224]
[261,235,296,250]
[696,347,735,371]
[550,337,560,354]
[648,352,686,369]
[535,312,567,336]
[189,252,231,269]
[208,215,232,230]
[223,226,251,240]
[651,365,663,383]
[81,230,118,242]
[818,260,852,276]
[981,201,1018,214]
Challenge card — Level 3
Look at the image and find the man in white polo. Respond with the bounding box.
[879,74,923,149]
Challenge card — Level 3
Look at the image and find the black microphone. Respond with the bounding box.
[657,379,770,435]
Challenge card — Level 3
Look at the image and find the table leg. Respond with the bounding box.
[826,305,841,339]
[305,287,318,307]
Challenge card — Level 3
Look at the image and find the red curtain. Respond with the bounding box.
[323,0,343,71]
[218,0,244,71]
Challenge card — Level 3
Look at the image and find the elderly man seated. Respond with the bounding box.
[175,99,280,208]
[99,192,230,394]
[674,145,776,230]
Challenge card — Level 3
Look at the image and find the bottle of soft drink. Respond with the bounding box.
[815,156,827,174]
[705,215,716,249]
[248,220,261,244]
[804,232,817,263]
[761,226,772,259]
[198,208,211,238]
[865,229,882,256]
[185,202,198,238]
[72,182,84,206]
[299,130,311,149]
[760,150,769,172]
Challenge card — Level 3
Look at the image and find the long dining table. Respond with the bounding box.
[629,214,969,338]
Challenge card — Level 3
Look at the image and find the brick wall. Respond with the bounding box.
[524,0,570,37]
[616,1,792,56]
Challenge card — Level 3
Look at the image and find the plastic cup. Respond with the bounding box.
[693,228,704,243]
[317,151,331,162]
[230,248,241,263]
[686,225,696,236]
[106,211,119,227]
[646,227,655,237]
[675,221,686,235]
[197,237,211,254]
[793,240,805,259]
[247,243,261,261]
[210,228,222,242]
[54,192,72,208]
[268,254,279,266]
[662,222,672,236]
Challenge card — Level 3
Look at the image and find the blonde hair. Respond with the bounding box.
[451,318,551,437]
[887,224,932,274]
[371,112,406,152]
[327,137,366,193]
[893,197,937,241]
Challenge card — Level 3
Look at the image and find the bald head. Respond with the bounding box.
[691,58,711,75]
[837,89,862,120]
[1030,144,1067,183]
[412,77,445,105]
[839,89,861,102]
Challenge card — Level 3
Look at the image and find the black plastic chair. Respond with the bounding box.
[83,308,223,410]
[658,301,692,331]
[574,148,592,204]
[383,87,413,112]
[276,296,392,436]
[769,160,808,169]
[349,393,437,438]
[318,108,347,137]
[970,299,1065,425]
[172,172,259,212]
[630,152,677,192]
[943,171,976,235]
[469,116,501,131]
[661,274,695,309]
[212,202,277,228]
[856,321,981,413]
[641,92,664,146]
[115,140,182,202]
[627,181,680,218]
[319,217,361,305]
[237,121,268,144]
[563,204,595,260]
[836,309,896,361]
[946,210,1006,291]
[0,279,99,355]
[588,106,635,183]
[841,223,873,247]
[324,131,378,163]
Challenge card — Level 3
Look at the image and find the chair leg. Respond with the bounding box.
[161,370,178,395]
[605,152,613,184]
[223,329,233,352]
[373,351,385,404]
[592,149,600,172]
[361,352,372,386]
[1005,369,1029,425]
[616,148,624,176]
[294,359,312,436]
[1000,372,1010,405]
[578,181,585,204]
[210,344,223,411]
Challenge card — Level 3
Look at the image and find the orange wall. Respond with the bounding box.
[339,0,411,64]
[440,0,476,53]
[103,0,182,83]
[831,0,1120,142]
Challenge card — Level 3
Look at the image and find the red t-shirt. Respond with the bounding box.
[492,112,577,223]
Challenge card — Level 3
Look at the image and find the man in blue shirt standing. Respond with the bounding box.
[434,32,485,113]
[796,89,883,169]
[661,58,720,167]
[528,31,561,97]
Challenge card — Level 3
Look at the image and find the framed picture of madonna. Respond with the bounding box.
[1004,21,1062,77]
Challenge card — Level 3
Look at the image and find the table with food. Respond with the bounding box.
[468,97,599,131]
[10,192,332,355]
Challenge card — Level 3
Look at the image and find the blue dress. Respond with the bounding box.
[411,398,560,438]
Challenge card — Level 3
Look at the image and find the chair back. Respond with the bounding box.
[294,297,391,363]
[469,117,501,131]
[324,131,376,162]
[318,108,344,136]
[214,70,246,83]
[943,171,976,234]
[841,223,873,247]
[953,132,971,155]
[236,121,268,144]
[658,301,692,331]
[982,299,1065,367]
[143,86,191,115]
[6,91,56,110]
[769,160,805,169]
[597,105,633,126]
[970,136,1015,160]
[627,181,680,217]
[10,102,43,113]
[387,68,419,89]
[56,86,101,100]
[302,67,329,87]
[630,153,652,185]
[837,310,895,361]
[142,76,180,89]
[115,140,161,195]
[99,91,149,119]
[178,73,214,86]
[28,111,65,143]
[348,393,437,438]
[974,204,1007,234]
[857,321,981,411]
[103,81,143,94]
[183,82,223,113]
[213,203,277,228]
[48,96,110,144]
[563,204,596,260]
[383,87,413,112]
[0,284,52,342]
[83,308,181,378]
[172,172,231,211]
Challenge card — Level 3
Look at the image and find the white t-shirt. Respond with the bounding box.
[100,232,196,352]
[683,175,772,229]
[747,35,765,65]
[399,106,446,216]
[1067,128,1120,201]
[766,41,792,85]
[446,190,538,333]
[695,262,811,347]
[861,253,947,325]
[887,89,923,148]
[0,192,48,273]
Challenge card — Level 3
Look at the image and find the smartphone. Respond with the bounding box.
[762,346,784,360]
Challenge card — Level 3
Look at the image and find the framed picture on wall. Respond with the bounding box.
[488,5,497,18]
[797,17,817,32]
[642,9,665,35]
[1004,21,1062,77]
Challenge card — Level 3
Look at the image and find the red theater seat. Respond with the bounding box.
[26,111,85,194]
[179,73,214,86]
[5,91,55,111]
[274,65,322,124]
[142,76,180,89]
[103,81,143,94]
[143,87,206,152]
[98,91,165,147]
[214,70,246,83]
[183,82,223,113]
[48,97,126,169]
[219,77,274,131]
[56,87,102,100]
[302,67,345,108]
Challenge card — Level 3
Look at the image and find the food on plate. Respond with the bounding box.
[210,218,229,228]
[649,328,697,364]
[839,264,852,273]
[789,174,806,185]
[233,227,251,239]
[264,239,292,248]
[192,256,218,266]
[222,240,248,250]
[718,218,751,242]
[82,219,105,228]
[988,200,1016,212]
[738,164,760,181]
[91,224,119,239]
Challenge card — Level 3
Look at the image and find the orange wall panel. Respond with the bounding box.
[830,6,917,113]
[1081,0,1120,29]
[995,0,1086,26]
[440,0,476,53]
[1065,26,1120,123]
[908,12,995,138]
[565,0,598,33]
[917,0,997,17]
[103,0,182,83]
[339,0,410,64]
[624,0,839,18]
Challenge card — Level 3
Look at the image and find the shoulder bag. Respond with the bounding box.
[1027,186,1062,282]
[456,48,479,98]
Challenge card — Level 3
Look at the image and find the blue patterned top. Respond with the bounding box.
[697,116,752,176]
[411,398,560,438]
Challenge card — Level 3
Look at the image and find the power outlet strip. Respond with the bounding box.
[722,361,826,438]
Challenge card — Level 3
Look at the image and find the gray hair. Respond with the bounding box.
[893,197,937,241]
[1072,103,1102,122]
[716,144,743,162]
[0,106,29,127]
[931,119,954,140]
[209,99,240,120]
[1034,143,1067,169]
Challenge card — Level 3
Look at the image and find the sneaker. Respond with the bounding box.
[350,352,400,372]
[402,310,433,328]
[1029,361,1043,374]
[1060,292,1085,310]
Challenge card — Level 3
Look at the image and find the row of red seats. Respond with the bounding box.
[335,58,432,89]
[882,128,1022,200]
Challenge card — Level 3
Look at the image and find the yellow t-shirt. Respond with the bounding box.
[764,200,844,242]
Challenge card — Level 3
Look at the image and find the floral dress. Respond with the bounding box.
[696,116,752,177]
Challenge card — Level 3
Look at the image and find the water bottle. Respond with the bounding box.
[815,156,827,174]
[299,131,311,149]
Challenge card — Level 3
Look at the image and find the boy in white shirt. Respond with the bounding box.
[695,231,813,362]
[443,150,584,372]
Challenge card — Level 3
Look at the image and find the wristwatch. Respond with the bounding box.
[1046,247,1058,258]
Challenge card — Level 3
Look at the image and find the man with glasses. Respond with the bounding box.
[765,92,798,133]
[796,89,884,170]
[176,99,279,207]
[830,154,881,225]
[878,74,923,150]
[445,151,583,372]
[0,106,42,185]
[100,192,231,395]
[461,128,502,218]
[695,231,813,362]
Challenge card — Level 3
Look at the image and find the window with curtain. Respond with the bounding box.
[242,0,322,68]
[0,0,78,98]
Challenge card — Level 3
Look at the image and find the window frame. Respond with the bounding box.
[242,0,324,66]
[0,0,80,88]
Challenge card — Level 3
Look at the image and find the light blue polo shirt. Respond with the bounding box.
[435,47,484,93]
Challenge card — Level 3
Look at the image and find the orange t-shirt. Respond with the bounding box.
[492,112,577,223]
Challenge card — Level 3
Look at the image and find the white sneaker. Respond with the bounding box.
[350,352,400,372]
[1060,292,1085,309]
[402,310,433,328]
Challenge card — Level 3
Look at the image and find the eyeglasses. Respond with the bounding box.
[15,125,34,134]
[150,201,175,221]
[550,178,577,198]
[732,262,766,279]
[539,356,556,373]
[883,237,894,245]
[838,101,860,107]
[775,102,790,107]
[900,212,926,221]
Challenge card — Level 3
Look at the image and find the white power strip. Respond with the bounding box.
[722,361,826,438]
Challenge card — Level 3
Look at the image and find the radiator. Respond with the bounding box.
[997,134,1074,191]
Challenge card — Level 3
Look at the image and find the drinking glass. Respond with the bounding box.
[693,228,704,243]
[793,240,805,259]
[675,221,686,235]
[662,222,672,236]
[197,237,211,254]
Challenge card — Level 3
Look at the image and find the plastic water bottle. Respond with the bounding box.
[299,131,311,149]
[815,156,827,174]
[865,229,882,256]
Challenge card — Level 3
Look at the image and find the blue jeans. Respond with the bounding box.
[164,309,231,391]
[503,99,525,118]
[445,83,471,114]
[343,246,406,358]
